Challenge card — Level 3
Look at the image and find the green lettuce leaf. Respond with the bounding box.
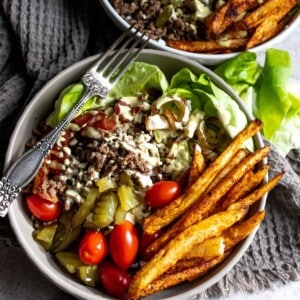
[47,62,168,127]
[167,69,249,141]
[108,61,168,99]
[215,48,300,157]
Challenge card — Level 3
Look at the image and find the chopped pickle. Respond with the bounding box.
[114,206,128,224]
[55,251,83,274]
[156,4,174,28]
[51,210,81,253]
[96,177,116,193]
[76,265,98,287]
[33,223,58,251]
[117,184,139,211]
[119,172,133,186]
[92,192,119,228]
[72,188,99,228]
[51,225,81,253]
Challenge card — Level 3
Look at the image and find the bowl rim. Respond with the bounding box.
[5,49,267,300]
[101,0,300,62]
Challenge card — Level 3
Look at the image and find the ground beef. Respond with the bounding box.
[111,0,212,41]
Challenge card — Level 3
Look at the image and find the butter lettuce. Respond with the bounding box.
[215,48,300,157]
[46,62,168,127]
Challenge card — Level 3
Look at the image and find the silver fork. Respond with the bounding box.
[0,27,149,217]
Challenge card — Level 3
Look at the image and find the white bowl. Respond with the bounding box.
[101,0,300,65]
[5,49,266,300]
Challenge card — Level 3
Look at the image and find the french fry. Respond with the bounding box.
[187,144,206,187]
[223,210,265,250]
[143,119,263,235]
[145,145,269,259]
[185,236,225,261]
[128,208,247,299]
[246,15,290,49]
[132,254,227,300]
[206,148,248,192]
[227,171,284,211]
[132,211,265,299]
[233,0,296,31]
[219,164,269,211]
[204,0,260,37]
[166,38,248,53]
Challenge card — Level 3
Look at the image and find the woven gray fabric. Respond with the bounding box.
[0,0,299,299]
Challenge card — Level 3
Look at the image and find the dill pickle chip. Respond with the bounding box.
[117,184,139,211]
[76,265,98,287]
[56,251,83,274]
[72,188,99,228]
[33,223,58,251]
[156,5,174,28]
[92,192,119,228]
[97,177,117,193]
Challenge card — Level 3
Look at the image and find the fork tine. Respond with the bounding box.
[104,31,147,79]
[91,25,136,71]
[107,34,150,84]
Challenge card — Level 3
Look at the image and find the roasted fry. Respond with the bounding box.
[128,208,247,299]
[206,148,248,192]
[219,164,269,211]
[143,119,263,235]
[132,210,265,299]
[145,145,269,259]
[185,236,225,260]
[166,38,248,53]
[233,0,296,31]
[132,254,227,300]
[223,210,265,250]
[246,15,290,49]
[228,172,284,211]
[204,0,260,37]
[187,144,206,187]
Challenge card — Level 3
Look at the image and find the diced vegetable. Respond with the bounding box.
[33,223,58,250]
[97,177,117,193]
[76,265,98,287]
[117,185,139,211]
[71,188,99,228]
[55,251,83,274]
[92,192,119,228]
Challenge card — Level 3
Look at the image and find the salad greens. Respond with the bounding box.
[47,48,300,157]
[215,48,300,157]
[46,61,248,144]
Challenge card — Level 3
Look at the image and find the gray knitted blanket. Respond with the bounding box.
[0,0,299,299]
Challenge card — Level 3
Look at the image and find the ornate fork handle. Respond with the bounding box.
[0,27,149,218]
[0,73,108,218]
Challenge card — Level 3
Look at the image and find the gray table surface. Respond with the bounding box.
[1,27,300,300]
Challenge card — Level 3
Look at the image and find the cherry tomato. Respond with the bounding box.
[26,195,61,221]
[95,115,117,131]
[139,230,162,259]
[109,220,138,270]
[99,260,130,298]
[145,181,182,209]
[78,231,108,265]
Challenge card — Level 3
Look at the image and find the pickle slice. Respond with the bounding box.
[92,192,119,228]
[33,223,58,251]
[72,188,99,228]
[55,251,83,274]
[118,184,139,211]
[76,265,98,287]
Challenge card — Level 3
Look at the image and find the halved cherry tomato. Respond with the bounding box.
[78,231,108,265]
[139,230,162,259]
[145,180,182,209]
[99,260,130,298]
[26,195,61,221]
[94,115,117,131]
[109,220,138,270]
